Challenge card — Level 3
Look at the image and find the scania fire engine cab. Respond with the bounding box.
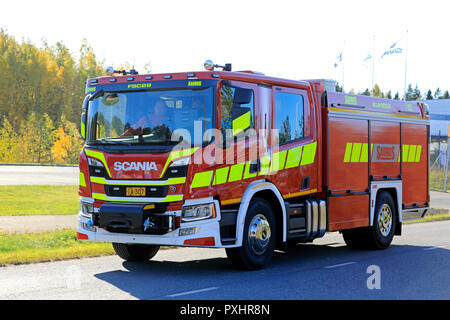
[77,61,430,269]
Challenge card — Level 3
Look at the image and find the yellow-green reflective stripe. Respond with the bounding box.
[90,176,186,186]
[270,150,287,172]
[79,172,87,187]
[285,146,302,169]
[92,193,183,202]
[160,147,199,178]
[191,171,213,188]
[243,161,257,179]
[408,145,417,162]
[80,121,85,139]
[360,143,369,162]
[228,163,245,182]
[402,145,409,162]
[232,111,251,136]
[301,142,317,165]
[258,155,271,176]
[84,149,111,177]
[213,167,229,185]
[350,143,362,162]
[344,143,352,162]
[415,145,422,162]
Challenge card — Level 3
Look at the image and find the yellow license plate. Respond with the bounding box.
[126,187,146,197]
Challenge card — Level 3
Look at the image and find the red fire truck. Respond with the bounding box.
[77,61,430,269]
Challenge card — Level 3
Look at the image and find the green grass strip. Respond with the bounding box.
[0,229,114,266]
[0,185,78,216]
[404,213,450,224]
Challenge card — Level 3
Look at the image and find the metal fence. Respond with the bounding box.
[430,137,450,192]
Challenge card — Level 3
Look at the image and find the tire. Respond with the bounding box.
[342,227,370,249]
[342,191,396,250]
[112,243,160,262]
[225,198,276,270]
[368,191,396,249]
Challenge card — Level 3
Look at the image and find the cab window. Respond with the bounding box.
[220,84,254,140]
[275,92,304,144]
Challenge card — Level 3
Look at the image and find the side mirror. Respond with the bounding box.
[80,95,90,140]
[82,94,90,110]
[81,112,87,140]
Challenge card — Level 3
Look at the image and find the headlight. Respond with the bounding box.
[169,157,190,167]
[79,200,94,217]
[182,203,216,222]
[88,157,104,167]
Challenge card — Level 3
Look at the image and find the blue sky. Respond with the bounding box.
[1,0,449,96]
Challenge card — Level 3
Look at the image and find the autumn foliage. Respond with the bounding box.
[0,29,104,164]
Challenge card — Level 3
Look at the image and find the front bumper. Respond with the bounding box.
[77,198,231,248]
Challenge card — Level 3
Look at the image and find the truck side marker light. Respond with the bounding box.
[184,237,215,246]
[77,232,89,240]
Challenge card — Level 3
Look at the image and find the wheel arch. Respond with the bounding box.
[370,181,402,235]
[234,180,287,247]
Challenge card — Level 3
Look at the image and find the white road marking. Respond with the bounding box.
[324,261,357,269]
[166,286,218,297]
[424,245,448,250]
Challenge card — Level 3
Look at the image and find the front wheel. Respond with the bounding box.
[112,243,160,262]
[225,198,276,270]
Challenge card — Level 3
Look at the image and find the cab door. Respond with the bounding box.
[269,86,317,198]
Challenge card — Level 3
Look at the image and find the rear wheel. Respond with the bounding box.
[112,243,160,262]
[369,191,396,249]
[225,198,276,270]
[342,191,396,250]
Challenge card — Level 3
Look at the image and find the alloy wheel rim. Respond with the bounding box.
[248,214,271,255]
[378,204,393,237]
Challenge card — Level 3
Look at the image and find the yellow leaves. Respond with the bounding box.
[0,113,82,165]
[51,116,83,164]
[51,128,69,163]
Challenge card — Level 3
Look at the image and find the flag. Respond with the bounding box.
[380,39,403,60]
[334,52,343,68]
[362,53,372,68]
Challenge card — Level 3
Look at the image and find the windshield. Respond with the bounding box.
[87,87,214,146]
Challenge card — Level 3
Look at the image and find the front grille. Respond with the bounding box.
[104,185,168,198]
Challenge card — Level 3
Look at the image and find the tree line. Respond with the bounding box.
[336,83,450,101]
[0,29,104,164]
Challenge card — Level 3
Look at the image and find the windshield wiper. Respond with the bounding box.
[97,138,132,146]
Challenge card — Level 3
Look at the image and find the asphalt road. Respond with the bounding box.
[0,165,78,185]
[1,220,449,300]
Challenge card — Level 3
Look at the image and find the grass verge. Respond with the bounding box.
[0,185,78,216]
[0,229,114,266]
[404,213,450,224]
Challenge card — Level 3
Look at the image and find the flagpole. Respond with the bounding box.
[342,40,345,91]
[403,30,409,100]
[372,35,375,90]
